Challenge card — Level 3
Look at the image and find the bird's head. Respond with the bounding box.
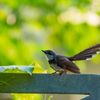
[42,50,56,61]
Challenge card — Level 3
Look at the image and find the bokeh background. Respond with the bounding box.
[0,0,100,100]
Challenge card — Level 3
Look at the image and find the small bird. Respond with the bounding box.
[42,44,100,75]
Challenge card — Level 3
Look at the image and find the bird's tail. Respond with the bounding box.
[68,44,100,61]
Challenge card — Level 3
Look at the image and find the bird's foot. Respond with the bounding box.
[52,72,57,74]
[58,71,65,75]
[59,71,68,75]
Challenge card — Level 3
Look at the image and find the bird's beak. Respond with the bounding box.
[42,50,46,53]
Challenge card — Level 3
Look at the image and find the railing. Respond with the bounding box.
[0,73,99,100]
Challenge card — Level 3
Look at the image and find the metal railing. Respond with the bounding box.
[0,73,99,100]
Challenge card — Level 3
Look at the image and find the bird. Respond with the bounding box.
[42,44,100,75]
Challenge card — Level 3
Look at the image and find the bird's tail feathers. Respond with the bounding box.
[68,44,100,61]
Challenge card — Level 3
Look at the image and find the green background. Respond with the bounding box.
[0,0,100,100]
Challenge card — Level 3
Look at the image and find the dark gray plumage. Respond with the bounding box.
[42,44,100,74]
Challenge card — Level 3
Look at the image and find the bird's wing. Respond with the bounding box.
[68,44,100,61]
[57,55,81,73]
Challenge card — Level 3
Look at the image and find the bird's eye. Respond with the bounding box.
[49,51,52,55]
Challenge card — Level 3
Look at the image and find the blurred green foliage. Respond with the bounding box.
[0,0,100,100]
[0,0,100,72]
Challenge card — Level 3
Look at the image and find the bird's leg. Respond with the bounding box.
[59,70,68,75]
[52,71,68,75]
[64,70,68,74]
[52,71,57,74]
[59,71,65,75]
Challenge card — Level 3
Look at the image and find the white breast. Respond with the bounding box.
[51,63,64,71]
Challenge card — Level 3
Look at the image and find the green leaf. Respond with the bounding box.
[0,65,34,75]
[44,94,53,100]
[31,61,47,73]
[48,95,53,100]
[12,93,37,100]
